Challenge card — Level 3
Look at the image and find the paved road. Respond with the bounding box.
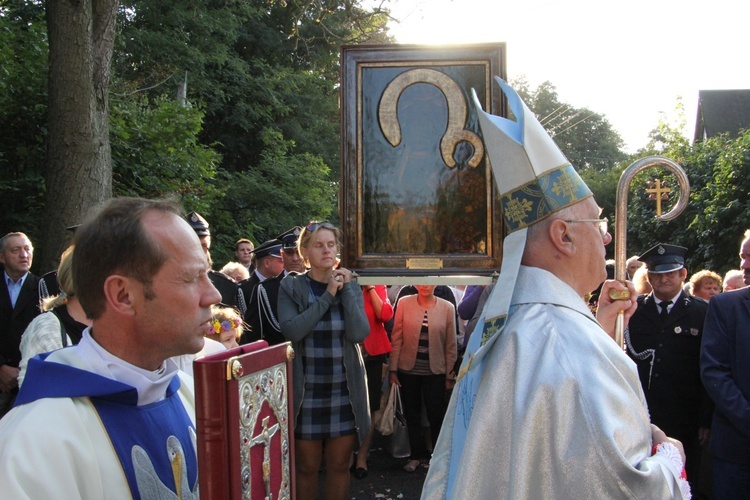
[318,434,429,499]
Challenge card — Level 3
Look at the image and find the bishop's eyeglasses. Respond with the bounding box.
[563,218,609,238]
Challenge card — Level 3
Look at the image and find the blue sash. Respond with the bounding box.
[17,354,198,499]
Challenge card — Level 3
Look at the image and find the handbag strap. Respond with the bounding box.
[393,384,403,412]
[51,308,68,347]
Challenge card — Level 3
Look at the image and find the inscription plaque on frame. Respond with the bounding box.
[340,44,507,276]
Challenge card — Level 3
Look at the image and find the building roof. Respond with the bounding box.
[694,89,750,142]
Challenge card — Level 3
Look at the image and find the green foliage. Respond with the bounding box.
[512,77,629,258]
[512,78,627,173]
[1,0,389,270]
[0,1,48,240]
[688,132,750,273]
[111,0,389,264]
[639,98,690,156]
[579,165,623,222]
[244,128,337,236]
[207,128,338,267]
[625,128,750,275]
[115,0,391,180]
[109,94,222,215]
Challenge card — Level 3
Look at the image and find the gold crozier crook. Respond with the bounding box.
[378,68,484,169]
[613,155,691,349]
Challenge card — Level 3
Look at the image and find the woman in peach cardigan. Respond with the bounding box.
[389,285,457,472]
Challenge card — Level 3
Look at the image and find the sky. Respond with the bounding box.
[379,0,750,153]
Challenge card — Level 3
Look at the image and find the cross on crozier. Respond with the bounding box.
[646,178,671,216]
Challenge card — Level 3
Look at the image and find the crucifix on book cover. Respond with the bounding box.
[194,341,295,500]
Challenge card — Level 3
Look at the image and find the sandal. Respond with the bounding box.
[403,459,420,473]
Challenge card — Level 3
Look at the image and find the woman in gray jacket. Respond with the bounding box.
[278,222,369,500]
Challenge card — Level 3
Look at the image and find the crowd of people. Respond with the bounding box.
[1,79,749,500]
[0,209,467,499]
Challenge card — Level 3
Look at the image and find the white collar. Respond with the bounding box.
[654,291,682,306]
[73,329,179,406]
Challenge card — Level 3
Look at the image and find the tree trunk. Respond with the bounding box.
[39,0,118,272]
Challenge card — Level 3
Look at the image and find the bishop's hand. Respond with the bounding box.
[596,279,637,340]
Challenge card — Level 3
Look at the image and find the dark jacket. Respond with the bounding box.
[237,272,262,314]
[701,287,750,464]
[627,291,712,435]
[241,273,287,346]
[208,270,241,310]
[0,273,41,367]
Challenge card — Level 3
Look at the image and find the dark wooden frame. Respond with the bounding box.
[340,43,507,277]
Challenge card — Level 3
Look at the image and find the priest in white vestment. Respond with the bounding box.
[0,197,222,499]
[421,79,690,499]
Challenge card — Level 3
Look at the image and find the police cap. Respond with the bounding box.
[186,211,210,237]
[276,226,302,250]
[253,239,282,259]
[638,243,687,274]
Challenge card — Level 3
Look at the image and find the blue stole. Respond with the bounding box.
[445,229,525,496]
[17,353,198,499]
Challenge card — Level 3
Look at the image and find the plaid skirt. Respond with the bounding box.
[295,277,356,440]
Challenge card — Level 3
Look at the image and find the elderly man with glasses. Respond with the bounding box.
[423,80,689,499]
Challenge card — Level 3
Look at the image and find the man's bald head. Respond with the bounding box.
[523,198,610,297]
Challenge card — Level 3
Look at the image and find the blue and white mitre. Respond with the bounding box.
[446,77,592,495]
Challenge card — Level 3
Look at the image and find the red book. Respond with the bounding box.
[194,341,296,499]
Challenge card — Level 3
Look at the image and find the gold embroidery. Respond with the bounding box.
[551,170,582,200]
[504,197,534,226]
[481,317,503,346]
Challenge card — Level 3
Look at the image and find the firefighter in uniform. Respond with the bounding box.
[626,243,713,491]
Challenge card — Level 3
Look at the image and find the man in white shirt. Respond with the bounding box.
[0,197,221,498]
[234,238,255,272]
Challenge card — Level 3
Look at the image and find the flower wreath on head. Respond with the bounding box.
[210,316,242,335]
